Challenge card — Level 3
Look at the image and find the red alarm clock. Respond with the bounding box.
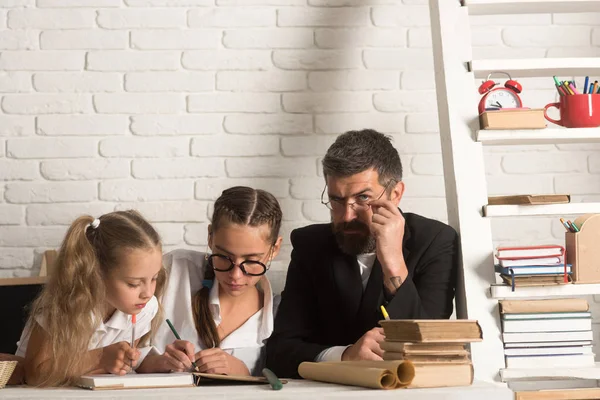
[478,71,523,114]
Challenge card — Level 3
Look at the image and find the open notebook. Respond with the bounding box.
[77,372,287,390]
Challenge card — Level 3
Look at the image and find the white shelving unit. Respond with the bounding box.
[465,0,600,15]
[429,0,600,386]
[491,283,600,300]
[483,203,600,217]
[470,58,600,79]
[477,128,600,145]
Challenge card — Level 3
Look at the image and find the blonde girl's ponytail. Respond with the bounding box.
[28,215,105,387]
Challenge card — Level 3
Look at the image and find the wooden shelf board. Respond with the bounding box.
[477,128,600,145]
[501,363,600,382]
[470,58,600,79]
[491,283,600,300]
[465,0,600,15]
[483,203,600,217]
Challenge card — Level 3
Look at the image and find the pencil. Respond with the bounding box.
[262,368,283,390]
[131,314,136,369]
[165,319,199,372]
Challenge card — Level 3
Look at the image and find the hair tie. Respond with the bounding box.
[90,218,100,229]
[202,279,214,289]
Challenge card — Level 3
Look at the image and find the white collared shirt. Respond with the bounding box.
[154,249,274,376]
[357,252,376,290]
[16,296,158,368]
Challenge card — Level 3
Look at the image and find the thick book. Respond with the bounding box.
[383,352,470,364]
[379,320,482,343]
[77,373,194,390]
[502,317,591,333]
[479,108,546,130]
[409,363,473,388]
[502,330,593,343]
[505,353,595,369]
[380,341,467,355]
[496,245,564,260]
[499,299,589,314]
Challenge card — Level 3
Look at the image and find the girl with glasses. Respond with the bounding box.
[140,186,283,376]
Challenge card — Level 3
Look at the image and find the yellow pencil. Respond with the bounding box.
[380,305,390,320]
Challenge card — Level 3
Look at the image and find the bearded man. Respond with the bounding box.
[265,129,459,378]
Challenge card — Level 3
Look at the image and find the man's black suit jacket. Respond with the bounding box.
[265,211,459,378]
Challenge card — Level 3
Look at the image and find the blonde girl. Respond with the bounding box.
[16,210,165,386]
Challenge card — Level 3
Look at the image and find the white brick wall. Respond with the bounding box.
[0,4,596,310]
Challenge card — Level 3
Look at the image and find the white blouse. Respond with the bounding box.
[16,296,159,368]
[154,249,274,376]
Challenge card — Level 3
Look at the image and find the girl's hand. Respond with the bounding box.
[136,353,187,373]
[99,341,139,375]
[194,348,250,376]
[164,340,196,372]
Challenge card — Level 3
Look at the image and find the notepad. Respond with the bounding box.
[77,373,194,390]
[193,372,287,385]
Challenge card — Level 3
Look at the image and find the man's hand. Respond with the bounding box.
[194,348,250,375]
[341,327,385,361]
[368,199,409,284]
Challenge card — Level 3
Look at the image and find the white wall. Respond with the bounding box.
[0,1,598,301]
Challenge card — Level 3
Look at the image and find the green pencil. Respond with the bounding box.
[165,318,199,372]
[262,368,283,390]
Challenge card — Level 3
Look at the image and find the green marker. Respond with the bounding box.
[553,76,561,87]
[262,368,283,390]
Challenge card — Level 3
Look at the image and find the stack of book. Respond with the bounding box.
[495,245,570,289]
[379,319,483,388]
[500,299,595,370]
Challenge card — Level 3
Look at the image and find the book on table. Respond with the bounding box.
[379,320,483,343]
[77,373,194,390]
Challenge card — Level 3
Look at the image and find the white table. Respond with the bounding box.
[1,379,514,399]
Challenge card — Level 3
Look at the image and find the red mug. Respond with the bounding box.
[544,94,600,128]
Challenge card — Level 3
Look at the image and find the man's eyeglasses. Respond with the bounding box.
[321,180,395,212]
[207,254,269,276]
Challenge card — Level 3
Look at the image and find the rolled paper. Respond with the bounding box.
[323,360,415,387]
[298,362,397,390]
